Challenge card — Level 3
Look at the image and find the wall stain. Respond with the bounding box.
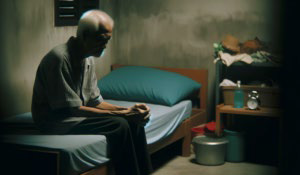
[112,0,282,118]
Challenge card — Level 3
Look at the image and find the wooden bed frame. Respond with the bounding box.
[81,64,208,175]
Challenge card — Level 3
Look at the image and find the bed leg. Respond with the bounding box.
[182,137,191,157]
[181,122,192,157]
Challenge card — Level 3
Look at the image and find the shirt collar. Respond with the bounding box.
[67,36,85,62]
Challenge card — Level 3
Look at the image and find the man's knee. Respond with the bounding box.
[111,117,129,129]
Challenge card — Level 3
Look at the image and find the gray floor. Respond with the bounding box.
[152,153,278,175]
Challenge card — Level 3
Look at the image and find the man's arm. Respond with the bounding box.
[95,101,128,111]
[94,102,150,119]
[70,105,130,117]
[71,103,148,118]
[71,102,150,124]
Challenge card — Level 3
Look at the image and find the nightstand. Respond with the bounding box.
[215,104,282,136]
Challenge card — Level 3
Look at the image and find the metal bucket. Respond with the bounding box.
[192,135,228,165]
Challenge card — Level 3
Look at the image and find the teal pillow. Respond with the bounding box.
[98,66,201,106]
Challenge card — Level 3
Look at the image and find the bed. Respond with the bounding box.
[0,64,207,175]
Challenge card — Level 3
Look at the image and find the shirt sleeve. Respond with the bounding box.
[42,55,82,110]
[86,60,104,107]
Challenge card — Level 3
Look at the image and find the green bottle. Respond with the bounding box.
[234,80,244,108]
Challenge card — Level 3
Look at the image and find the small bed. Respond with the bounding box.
[0,64,207,175]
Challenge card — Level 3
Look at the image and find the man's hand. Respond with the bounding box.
[132,103,150,120]
[111,103,151,124]
[129,103,151,126]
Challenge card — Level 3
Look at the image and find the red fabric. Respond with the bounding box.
[191,126,205,134]
[204,121,216,132]
[191,124,205,138]
[191,121,222,138]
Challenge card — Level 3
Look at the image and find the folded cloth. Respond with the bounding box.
[215,51,253,66]
[250,50,270,63]
[219,79,236,87]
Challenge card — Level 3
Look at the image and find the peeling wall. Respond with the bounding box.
[111,0,282,119]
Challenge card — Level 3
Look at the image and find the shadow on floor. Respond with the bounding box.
[150,140,182,171]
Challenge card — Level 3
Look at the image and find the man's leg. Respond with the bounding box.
[128,122,152,175]
[67,117,151,175]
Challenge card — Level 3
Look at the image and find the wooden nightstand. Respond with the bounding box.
[215,104,282,136]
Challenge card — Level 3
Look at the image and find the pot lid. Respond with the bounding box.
[192,136,228,145]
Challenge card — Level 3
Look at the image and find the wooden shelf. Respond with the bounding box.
[216,60,281,68]
[217,104,282,118]
[215,104,282,136]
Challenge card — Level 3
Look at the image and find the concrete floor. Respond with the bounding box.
[151,143,278,175]
[152,153,278,175]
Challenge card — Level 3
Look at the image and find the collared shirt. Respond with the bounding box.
[31,37,103,133]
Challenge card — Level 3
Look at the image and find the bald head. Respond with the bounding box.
[77,10,114,39]
[76,10,114,57]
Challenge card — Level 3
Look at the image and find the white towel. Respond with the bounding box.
[219,79,236,87]
[214,51,253,66]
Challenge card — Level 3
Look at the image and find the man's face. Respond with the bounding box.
[84,30,112,57]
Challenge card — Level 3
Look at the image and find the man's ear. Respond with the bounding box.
[82,28,95,41]
[82,31,89,42]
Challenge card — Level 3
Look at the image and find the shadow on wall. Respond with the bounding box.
[0,0,78,118]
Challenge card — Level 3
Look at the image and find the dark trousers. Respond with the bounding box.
[67,117,152,175]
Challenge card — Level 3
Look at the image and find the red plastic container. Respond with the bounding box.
[191,124,205,138]
[192,121,223,138]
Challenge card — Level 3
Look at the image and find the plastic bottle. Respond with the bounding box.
[234,80,244,108]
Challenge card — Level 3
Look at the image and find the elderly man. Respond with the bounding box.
[32,10,152,175]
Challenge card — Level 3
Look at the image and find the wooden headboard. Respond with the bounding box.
[111,64,208,111]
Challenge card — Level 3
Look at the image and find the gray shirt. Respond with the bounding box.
[32,37,103,134]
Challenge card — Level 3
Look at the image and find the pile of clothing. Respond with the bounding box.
[213,35,281,66]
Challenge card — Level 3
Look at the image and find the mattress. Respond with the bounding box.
[0,99,192,175]
[0,135,108,175]
[105,99,192,144]
[0,112,40,134]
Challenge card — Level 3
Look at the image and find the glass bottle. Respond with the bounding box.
[234,80,244,108]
